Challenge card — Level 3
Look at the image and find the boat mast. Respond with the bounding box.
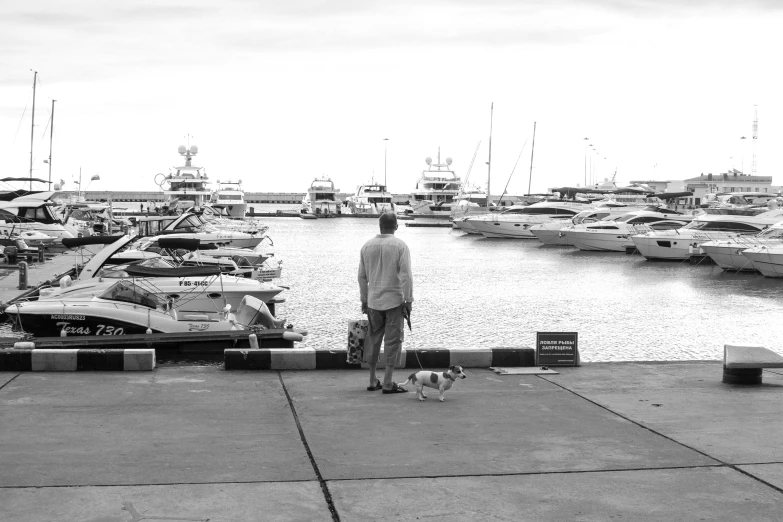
[29,70,37,191]
[487,102,494,208]
[47,99,56,185]
[528,121,536,195]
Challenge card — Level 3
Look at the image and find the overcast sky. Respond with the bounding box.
[1,0,781,196]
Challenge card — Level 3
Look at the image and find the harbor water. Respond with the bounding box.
[262,207,783,362]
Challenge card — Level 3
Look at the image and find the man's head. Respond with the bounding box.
[379,212,398,234]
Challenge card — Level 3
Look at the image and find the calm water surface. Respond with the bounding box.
[266,211,783,362]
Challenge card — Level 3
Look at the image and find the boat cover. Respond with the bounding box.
[62,235,126,248]
[125,264,221,277]
[157,237,218,251]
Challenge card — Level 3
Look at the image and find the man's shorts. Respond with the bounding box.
[363,305,404,365]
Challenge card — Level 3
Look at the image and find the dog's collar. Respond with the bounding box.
[444,372,456,381]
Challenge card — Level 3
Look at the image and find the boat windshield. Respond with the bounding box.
[98,280,165,309]
[756,226,783,239]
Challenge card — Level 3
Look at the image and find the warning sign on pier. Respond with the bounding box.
[536,332,579,366]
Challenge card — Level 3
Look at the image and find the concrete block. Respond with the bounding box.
[361,349,406,369]
[270,348,316,370]
[450,350,493,368]
[123,349,156,371]
[31,349,78,371]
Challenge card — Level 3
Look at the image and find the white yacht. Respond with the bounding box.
[631,207,783,260]
[529,205,648,246]
[342,182,396,215]
[466,201,594,239]
[301,177,341,217]
[566,210,695,252]
[700,222,783,272]
[409,152,461,214]
[210,180,246,219]
[155,144,212,213]
[741,243,783,277]
[0,192,77,241]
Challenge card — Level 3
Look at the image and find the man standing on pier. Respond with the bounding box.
[358,213,413,394]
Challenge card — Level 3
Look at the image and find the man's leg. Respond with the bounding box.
[381,305,404,391]
[366,309,386,387]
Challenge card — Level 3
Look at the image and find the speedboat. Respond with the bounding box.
[409,152,461,215]
[631,207,783,260]
[0,192,77,241]
[741,244,783,277]
[342,182,396,215]
[564,208,695,251]
[301,177,341,217]
[701,222,783,272]
[6,281,300,338]
[156,210,266,249]
[40,236,284,313]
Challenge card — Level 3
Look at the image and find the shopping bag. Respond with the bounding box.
[346,319,369,364]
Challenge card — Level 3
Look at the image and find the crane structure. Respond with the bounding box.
[752,105,758,174]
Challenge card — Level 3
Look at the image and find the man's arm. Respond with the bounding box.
[358,248,369,312]
[399,244,413,307]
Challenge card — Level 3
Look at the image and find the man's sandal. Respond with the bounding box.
[382,383,408,394]
[366,380,382,391]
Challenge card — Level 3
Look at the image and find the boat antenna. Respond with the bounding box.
[29,70,37,191]
[487,102,494,207]
[497,139,528,204]
[528,121,536,195]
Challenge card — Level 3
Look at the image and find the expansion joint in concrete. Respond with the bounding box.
[0,373,20,391]
[278,371,341,522]
[536,375,723,463]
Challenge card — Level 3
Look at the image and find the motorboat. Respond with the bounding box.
[209,180,247,219]
[342,182,396,215]
[200,207,268,235]
[409,151,461,215]
[154,144,212,212]
[155,210,267,249]
[700,222,783,272]
[0,192,77,241]
[6,281,300,338]
[741,244,783,277]
[529,206,646,246]
[565,209,695,251]
[40,236,285,313]
[301,177,341,217]
[13,230,56,247]
[631,207,783,260]
[466,201,594,239]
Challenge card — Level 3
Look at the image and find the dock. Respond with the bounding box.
[405,222,454,228]
[3,362,782,520]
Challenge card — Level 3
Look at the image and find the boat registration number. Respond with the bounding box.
[178,280,211,287]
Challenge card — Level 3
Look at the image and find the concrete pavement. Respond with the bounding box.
[2,362,783,521]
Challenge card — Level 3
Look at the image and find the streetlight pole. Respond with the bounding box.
[583,137,589,187]
[383,138,389,186]
[740,136,746,174]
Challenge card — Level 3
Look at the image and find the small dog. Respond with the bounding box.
[399,365,467,401]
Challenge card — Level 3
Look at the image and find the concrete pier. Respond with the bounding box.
[2,362,783,521]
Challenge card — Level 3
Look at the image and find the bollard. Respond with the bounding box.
[38,246,45,263]
[18,261,28,290]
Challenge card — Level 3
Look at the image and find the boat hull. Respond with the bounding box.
[700,243,756,271]
[530,224,573,246]
[741,249,783,277]
[569,230,632,252]
[5,300,237,338]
